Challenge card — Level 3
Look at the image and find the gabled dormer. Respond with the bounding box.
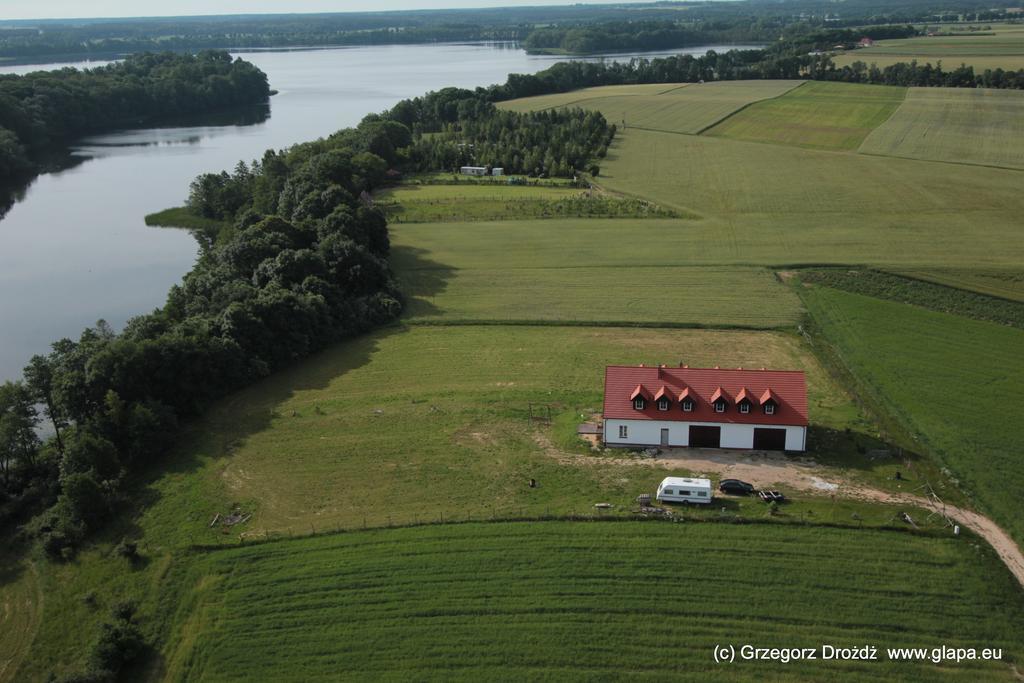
[653,386,672,411]
[678,387,695,413]
[630,384,651,410]
[710,386,729,414]
[760,388,779,416]
[735,387,753,415]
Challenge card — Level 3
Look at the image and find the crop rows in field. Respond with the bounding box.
[800,284,1024,548]
[705,81,906,151]
[499,82,691,112]
[501,80,802,135]
[399,265,802,328]
[163,521,1024,681]
[858,87,1024,169]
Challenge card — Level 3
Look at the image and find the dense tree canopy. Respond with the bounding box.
[0,51,270,182]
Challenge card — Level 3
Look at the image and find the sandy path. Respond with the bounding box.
[544,434,1024,588]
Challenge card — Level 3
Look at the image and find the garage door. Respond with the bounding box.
[753,428,787,451]
[689,425,721,448]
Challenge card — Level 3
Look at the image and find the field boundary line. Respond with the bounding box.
[855,84,910,154]
[654,83,692,96]
[401,318,791,331]
[187,513,956,555]
[693,79,808,136]
[856,149,1024,174]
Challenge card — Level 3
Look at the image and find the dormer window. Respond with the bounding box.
[759,388,778,416]
[630,384,651,411]
[634,397,646,410]
[681,398,694,412]
[710,387,728,413]
[657,397,670,411]
[739,402,750,414]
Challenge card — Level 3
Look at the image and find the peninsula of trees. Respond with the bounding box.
[0,51,271,181]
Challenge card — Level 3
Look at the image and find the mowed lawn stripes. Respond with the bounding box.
[164,522,1024,681]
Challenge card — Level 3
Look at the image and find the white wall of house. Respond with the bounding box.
[603,418,806,451]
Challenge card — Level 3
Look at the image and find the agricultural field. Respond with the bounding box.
[800,284,1024,547]
[858,87,1024,169]
[502,80,802,135]
[375,184,678,223]
[159,521,1024,681]
[833,24,1024,72]
[705,81,906,151]
[583,130,1024,268]
[894,268,1024,303]
[399,265,802,328]
[499,82,691,111]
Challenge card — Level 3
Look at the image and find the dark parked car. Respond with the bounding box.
[718,479,755,495]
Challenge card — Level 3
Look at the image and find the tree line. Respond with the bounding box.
[521,19,774,55]
[0,51,271,180]
[1,121,405,559]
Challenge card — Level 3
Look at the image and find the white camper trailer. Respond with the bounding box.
[655,477,713,504]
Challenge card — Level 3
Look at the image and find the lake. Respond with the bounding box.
[0,42,757,382]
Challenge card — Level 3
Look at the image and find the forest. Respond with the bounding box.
[0,51,271,180]
[0,0,1015,60]
[0,122,406,559]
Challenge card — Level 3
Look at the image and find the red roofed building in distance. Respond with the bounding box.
[603,364,808,451]
[858,37,875,47]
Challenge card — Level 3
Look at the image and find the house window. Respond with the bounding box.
[657,397,670,411]
[764,403,776,415]
[633,397,646,410]
[714,401,726,413]
[739,403,750,414]
[618,425,628,439]
[681,399,694,412]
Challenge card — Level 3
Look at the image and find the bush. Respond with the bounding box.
[114,539,139,562]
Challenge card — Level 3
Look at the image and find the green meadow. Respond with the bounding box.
[859,87,1024,169]
[800,284,1024,547]
[399,265,802,328]
[894,269,1024,303]
[834,24,1024,71]
[502,80,802,134]
[160,521,1024,682]
[705,81,906,150]
[7,77,1024,682]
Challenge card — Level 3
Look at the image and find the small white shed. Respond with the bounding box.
[460,166,489,176]
[656,477,713,504]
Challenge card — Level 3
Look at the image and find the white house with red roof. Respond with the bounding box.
[602,364,808,451]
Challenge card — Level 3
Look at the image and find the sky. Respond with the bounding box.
[0,0,649,21]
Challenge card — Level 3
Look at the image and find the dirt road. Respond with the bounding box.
[543,434,1024,588]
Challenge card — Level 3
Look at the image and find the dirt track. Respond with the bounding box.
[543,434,1024,588]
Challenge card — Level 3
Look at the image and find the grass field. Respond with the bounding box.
[160,521,1024,681]
[502,80,802,135]
[800,284,1024,547]
[499,82,692,111]
[858,87,1024,169]
[705,81,906,151]
[376,184,678,222]
[399,265,802,328]
[894,268,1024,303]
[834,24,1024,72]
[583,130,1024,267]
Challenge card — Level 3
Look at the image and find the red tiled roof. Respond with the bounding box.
[735,387,751,404]
[604,365,808,426]
[653,386,670,401]
[629,384,651,401]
